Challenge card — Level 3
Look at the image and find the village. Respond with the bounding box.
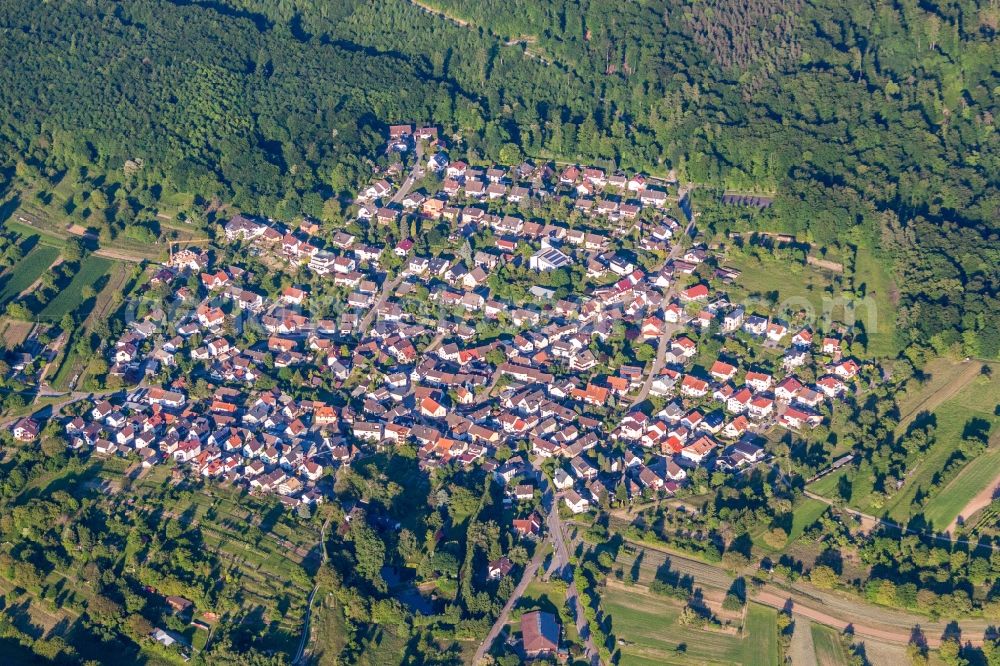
[5,123,867,661]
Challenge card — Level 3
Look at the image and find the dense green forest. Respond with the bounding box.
[0,0,997,358]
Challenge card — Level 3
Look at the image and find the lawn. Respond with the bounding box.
[38,255,113,320]
[789,498,829,539]
[520,580,564,614]
[355,626,409,666]
[721,243,898,361]
[518,578,580,644]
[155,190,197,221]
[50,344,85,390]
[811,623,850,666]
[741,603,779,666]
[4,219,70,248]
[602,586,745,666]
[309,594,350,665]
[0,244,60,306]
[808,466,855,502]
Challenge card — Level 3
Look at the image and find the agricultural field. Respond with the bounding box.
[882,367,999,526]
[858,639,913,666]
[811,623,851,666]
[0,243,60,306]
[894,358,983,435]
[51,261,138,390]
[82,262,133,326]
[3,218,70,250]
[613,543,735,600]
[741,603,779,666]
[38,255,114,320]
[809,361,999,528]
[923,445,1000,530]
[602,586,745,666]
[604,545,759,664]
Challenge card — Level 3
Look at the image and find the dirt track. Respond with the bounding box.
[947,480,999,532]
[94,247,158,263]
[754,590,968,647]
[626,537,992,649]
[407,0,469,26]
[406,0,554,65]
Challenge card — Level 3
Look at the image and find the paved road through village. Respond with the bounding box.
[357,142,425,337]
[632,215,697,406]
[474,458,600,665]
[472,482,554,665]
